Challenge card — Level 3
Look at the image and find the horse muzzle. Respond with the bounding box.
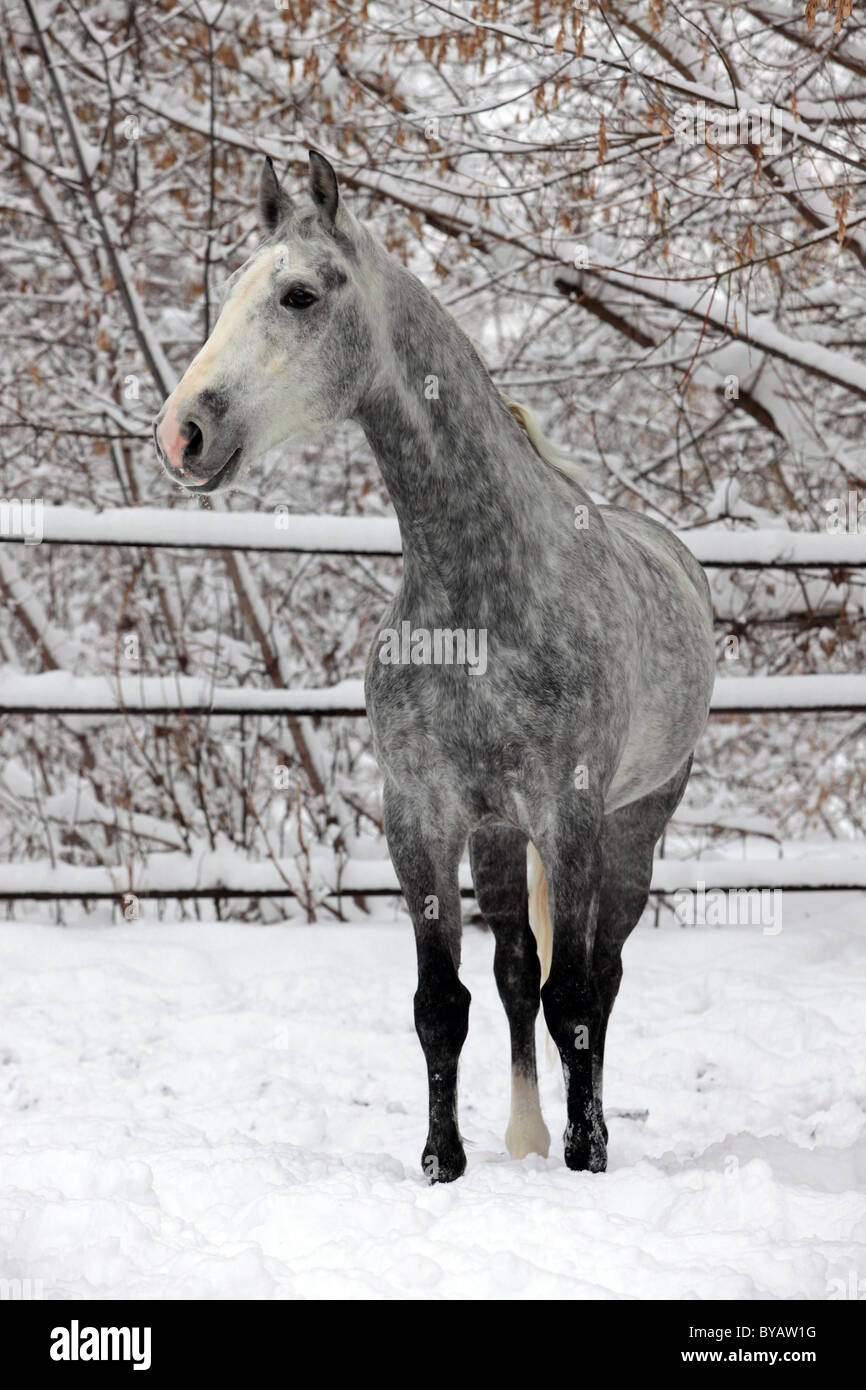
[153,398,243,493]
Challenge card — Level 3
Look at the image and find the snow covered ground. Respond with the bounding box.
[1,894,864,1300]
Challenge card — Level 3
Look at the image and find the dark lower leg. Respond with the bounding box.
[470,826,548,1157]
[543,963,607,1172]
[385,786,470,1182]
[587,948,624,1145]
[414,929,471,1182]
[540,823,606,1173]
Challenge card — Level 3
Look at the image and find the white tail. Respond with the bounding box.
[527,842,558,1064]
[501,394,590,489]
[527,841,552,984]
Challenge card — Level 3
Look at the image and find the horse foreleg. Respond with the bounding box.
[384,783,470,1183]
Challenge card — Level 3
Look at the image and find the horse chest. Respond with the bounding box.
[365,653,533,783]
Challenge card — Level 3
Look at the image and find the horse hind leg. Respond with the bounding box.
[538,758,693,1172]
[591,756,695,1144]
[469,825,550,1159]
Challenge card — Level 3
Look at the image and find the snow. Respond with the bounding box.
[5,505,403,554]
[652,855,866,891]
[3,669,866,715]
[0,898,863,1299]
[685,529,866,567]
[7,503,866,565]
[559,221,866,399]
[4,845,866,900]
[0,670,367,714]
[712,674,866,710]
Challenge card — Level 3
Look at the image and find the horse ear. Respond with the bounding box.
[258,156,293,233]
[308,149,339,232]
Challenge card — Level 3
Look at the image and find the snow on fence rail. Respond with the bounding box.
[2,852,865,902]
[3,671,866,715]
[3,504,866,567]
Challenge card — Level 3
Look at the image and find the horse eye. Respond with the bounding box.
[280,287,317,310]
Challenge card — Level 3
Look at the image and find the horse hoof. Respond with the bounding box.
[564,1142,607,1173]
[563,1120,607,1173]
[422,1145,466,1183]
[505,1116,551,1159]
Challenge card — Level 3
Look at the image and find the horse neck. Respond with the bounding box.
[353,262,576,622]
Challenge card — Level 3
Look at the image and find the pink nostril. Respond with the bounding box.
[158,403,185,470]
[158,401,205,484]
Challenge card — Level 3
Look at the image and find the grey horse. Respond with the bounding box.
[154,151,715,1181]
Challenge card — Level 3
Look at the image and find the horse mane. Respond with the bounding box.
[500,395,590,489]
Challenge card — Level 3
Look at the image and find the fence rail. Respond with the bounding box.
[4,504,866,566]
[1,673,866,716]
[1,855,865,902]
